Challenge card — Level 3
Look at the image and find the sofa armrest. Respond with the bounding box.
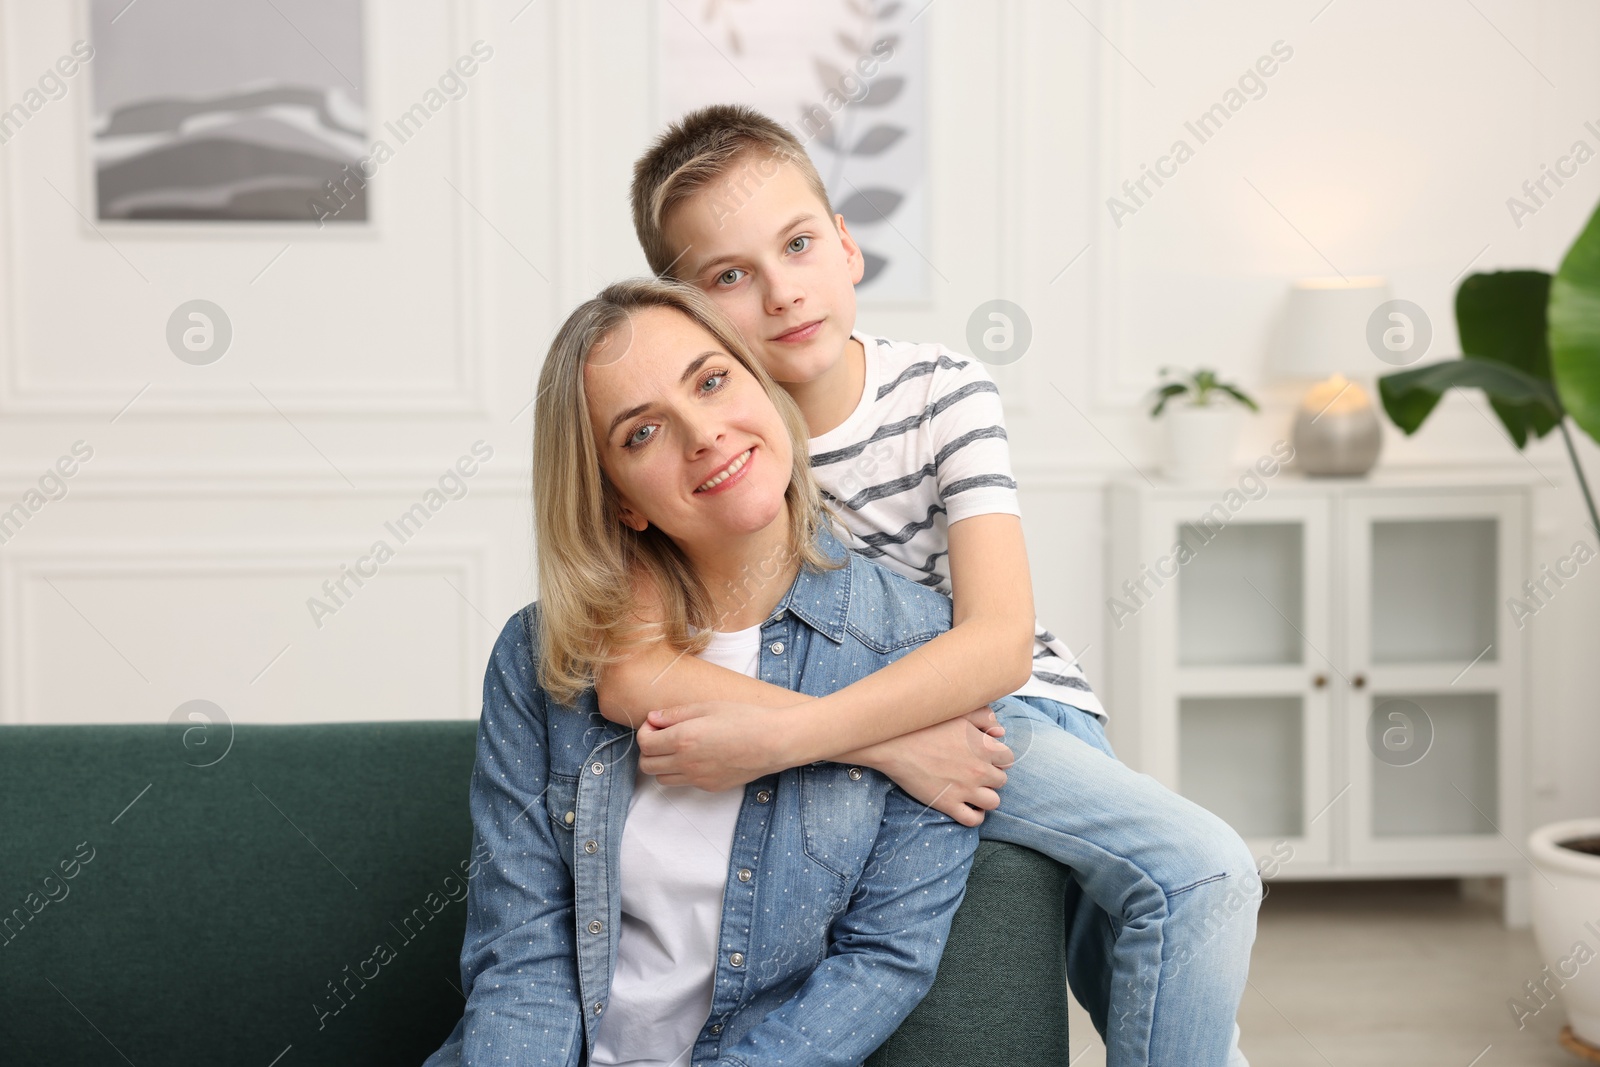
[866,840,1072,1067]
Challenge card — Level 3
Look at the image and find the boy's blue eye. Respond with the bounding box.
[716,268,745,287]
[787,235,811,253]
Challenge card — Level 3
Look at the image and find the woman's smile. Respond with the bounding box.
[694,447,754,494]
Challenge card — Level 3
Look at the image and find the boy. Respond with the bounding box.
[600,104,1256,1067]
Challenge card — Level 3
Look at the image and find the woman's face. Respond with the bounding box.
[584,305,794,550]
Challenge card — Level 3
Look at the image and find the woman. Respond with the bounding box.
[423,279,1001,1067]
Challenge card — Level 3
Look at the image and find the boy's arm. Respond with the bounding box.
[596,635,811,727]
[595,586,1015,826]
[637,512,1034,788]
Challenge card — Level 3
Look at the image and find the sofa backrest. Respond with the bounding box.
[1,721,479,1065]
[0,721,1069,1066]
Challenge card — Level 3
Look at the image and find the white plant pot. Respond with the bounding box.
[1528,818,1600,1044]
[1162,404,1244,484]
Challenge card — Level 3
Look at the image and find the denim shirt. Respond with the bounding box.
[424,526,979,1067]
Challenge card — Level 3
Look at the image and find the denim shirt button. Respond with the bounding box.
[755,790,772,803]
[711,1023,723,1033]
[587,919,603,934]
[593,1002,604,1016]
[584,839,598,854]
[590,761,605,775]
[769,641,785,655]
[563,810,575,825]
[848,767,864,781]
[729,952,745,967]
[737,868,752,882]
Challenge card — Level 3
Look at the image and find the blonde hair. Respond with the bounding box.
[532,277,838,705]
[631,104,834,279]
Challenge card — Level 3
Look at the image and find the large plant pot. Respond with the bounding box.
[1528,818,1600,1044]
[1162,404,1244,484]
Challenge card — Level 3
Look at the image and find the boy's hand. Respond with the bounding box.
[637,701,781,791]
[858,709,1013,827]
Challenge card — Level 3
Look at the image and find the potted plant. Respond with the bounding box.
[1148,367,1260,483]
[1378,199,1600,1052]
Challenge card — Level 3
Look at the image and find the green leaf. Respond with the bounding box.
[1456,270,1559,445]
[1149,382,1188,417]
[1550,198,1600,446]
[1379,358,1562,438]
[1216,383,1260,412]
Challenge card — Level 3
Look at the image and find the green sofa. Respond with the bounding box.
[0,721,1069,1066]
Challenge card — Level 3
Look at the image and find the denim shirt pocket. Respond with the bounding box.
[799,766,885,881]
[544,771,580,869]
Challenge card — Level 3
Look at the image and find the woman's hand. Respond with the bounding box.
[637,701,784,791]
[854,709,1013,827]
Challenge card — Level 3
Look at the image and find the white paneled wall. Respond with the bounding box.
[2,1,1597,829]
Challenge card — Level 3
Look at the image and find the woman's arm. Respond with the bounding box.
[452,611,586,1065]
[714,781,982,1066]
[632,513,1034,786]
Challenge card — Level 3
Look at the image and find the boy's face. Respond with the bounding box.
[663,156,865,387]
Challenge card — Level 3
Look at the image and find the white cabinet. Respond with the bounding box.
[1106,473,1530,926]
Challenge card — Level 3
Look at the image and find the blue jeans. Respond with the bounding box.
[984,695,1257,1067]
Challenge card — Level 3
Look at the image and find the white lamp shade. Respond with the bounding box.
[1276,276,1391,380]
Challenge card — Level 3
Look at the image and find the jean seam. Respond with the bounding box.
[1168,871,1229,897]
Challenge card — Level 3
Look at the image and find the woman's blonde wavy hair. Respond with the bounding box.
[532,277,839,705]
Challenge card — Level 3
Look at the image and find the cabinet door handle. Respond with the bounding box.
[1351,673,1367,689]
[1312,674,1328,689]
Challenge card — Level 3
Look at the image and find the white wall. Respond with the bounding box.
[1,0,1596,826]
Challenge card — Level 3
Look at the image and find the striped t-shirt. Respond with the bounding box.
[807,331,1105,719]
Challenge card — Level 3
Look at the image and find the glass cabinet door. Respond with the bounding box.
[1342,493,1523,868]
[1149,493,1334,870]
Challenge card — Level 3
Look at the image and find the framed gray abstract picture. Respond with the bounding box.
[88,0,367,222]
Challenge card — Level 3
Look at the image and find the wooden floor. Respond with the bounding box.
[1065,879,1580,1066]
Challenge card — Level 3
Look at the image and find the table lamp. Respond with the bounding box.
[1276,276,1391,476]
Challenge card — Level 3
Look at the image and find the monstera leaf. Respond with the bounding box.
[1379,271,1562,446]
[1551,198,1600,444]
[1379,355,1561,438]
[1379,197,1600,536]
[1461,270,1562,446]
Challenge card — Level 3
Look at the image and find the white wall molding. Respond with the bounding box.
[0,539,493,724]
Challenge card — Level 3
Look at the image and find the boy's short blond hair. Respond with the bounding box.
[631,104,834,278]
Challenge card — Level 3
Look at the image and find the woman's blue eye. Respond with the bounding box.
[625,424,656,448]
[701,372,727,393]
[716,268,745,286]
[788,235,811,253]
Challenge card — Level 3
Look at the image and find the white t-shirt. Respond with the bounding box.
[807,331,1105,719]
[589,626,756,1067]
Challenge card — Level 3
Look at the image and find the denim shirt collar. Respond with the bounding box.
[770,522,853,644]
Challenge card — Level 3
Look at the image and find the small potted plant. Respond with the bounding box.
[1149,367,1260,483]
